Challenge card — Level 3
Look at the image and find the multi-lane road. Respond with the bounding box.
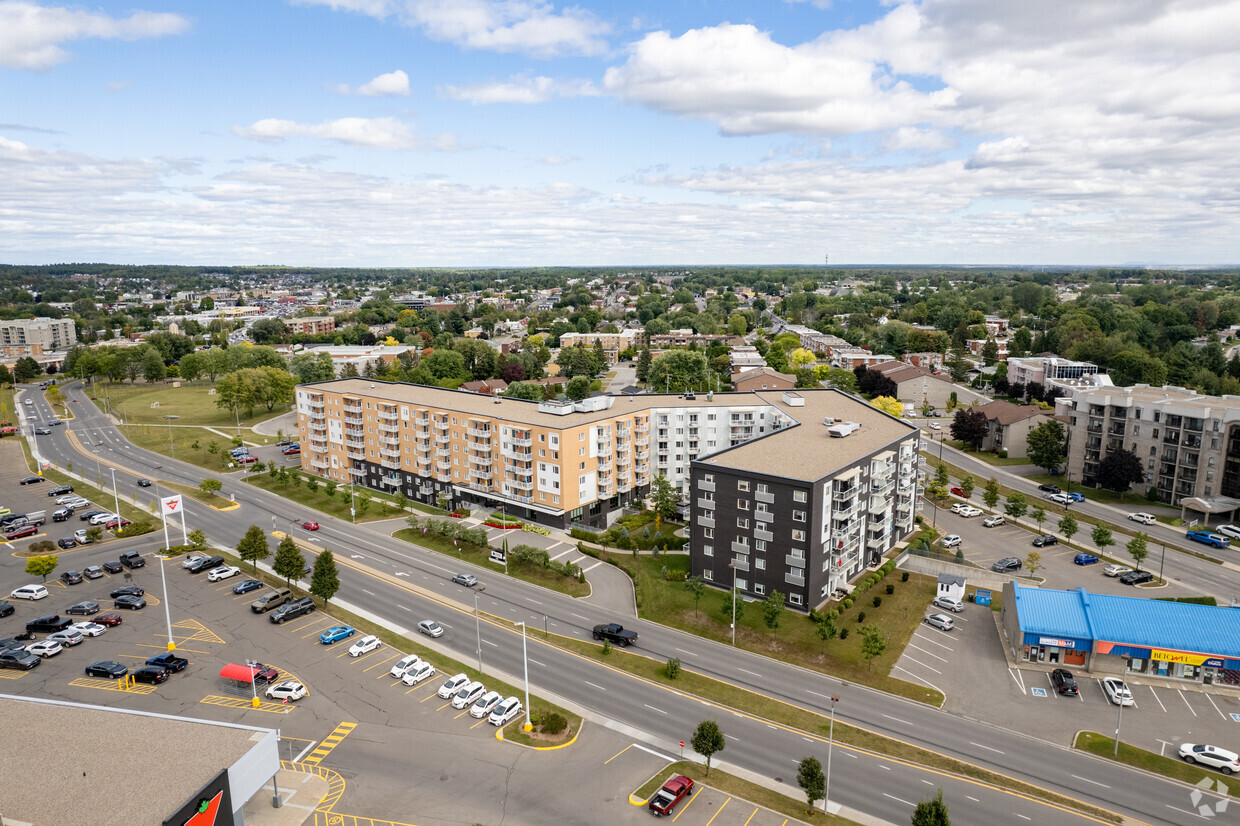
[10,383,1232,825]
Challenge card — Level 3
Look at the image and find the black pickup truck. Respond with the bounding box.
[269,597,315,624]
[592,623,637,647]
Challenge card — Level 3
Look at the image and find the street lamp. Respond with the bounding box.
[473,586,486,674]
[1113,661,1130,757]
[728,561,738,646]
[824,693,840,813]
[514,620,532,732]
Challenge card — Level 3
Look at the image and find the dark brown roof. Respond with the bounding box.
[975,399,1050,425]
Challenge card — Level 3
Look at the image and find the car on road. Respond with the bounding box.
[1073,553,1100,565]
[469,690,503,719]
[114,595,146,610]
[19,476,44,485]
[1067,492,1085,502]
[1186,530,1230,548]
[1103,564,1132,577]
[93,612,123,627]
[941,534,962,548]
[1179,744,1240,775]
[83,565,103,580]
[1120,570,1155,585]
[957,506,983,518]
[301,521,319,531]
[451,573,478,587]
[136,478,151,487]
[131,665,169,685]
[982,515,1005,528]
[232,579,263,594]
[1102,677,1134,706]
[648,775,694,816]
[59,569,82,584]
[206,565,241,582]
[1038,484,1061,494]
[0,649,40,670]
[1216,524,1240,540]
[33,427,50,435]
[949,486,966,497]
[5,524,37,540]
[1048,493,1073,505]
[924,613,955,631]
[65,601,100,616]
[70,622,107,637]
[1032,535,1058,548]
[1127,512,1157,525]
[992,557,1023,573]
[266,681,308,702]
[1051,668,1079,696]
[348,635,382,657]
[146,652,188,673]
[438,673,470,699]
[401,661,436,687]
[928,423,942,430]
[319,625,355,645]
[390,655,423,679]
[11,584,49,601]
[27,640,62,658]
[451,681,486,709]
[418,619,444,638]
[932,596,964,613]
[488,696,523,726]
[84,660,127,679]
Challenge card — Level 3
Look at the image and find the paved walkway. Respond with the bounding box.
[253,410,297,438]
[243,766,329,826]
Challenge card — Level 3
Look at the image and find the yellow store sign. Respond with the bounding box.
[1151,649,1210,666]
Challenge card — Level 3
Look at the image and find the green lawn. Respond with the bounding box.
[245,472,407,523]
[1075,732,1237,795]
[84,380,290,431]
[941,440,1036,467]
[635,762,856,825]
[393,527,589,598]
[122,424,259,473]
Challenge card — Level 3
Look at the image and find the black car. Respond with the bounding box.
[19,476,45,485]
[187,555,224,574]
[65,601,100,616]
[118,551,145,569]
[80,509,108,522]
[26,615,72,632]
[110,585,144,598]
[992,557,1023,573]
[48,485,73,497]
[232,578,263,594]
[137,479,152,487]
[131,665,169,685]
[0,638,28,653]
[0,649,40,670]
[114,595,146,610]
[85,660,128,679]
[1038,484,1061,494]
[1051,668,1079,695]
[146,652,188,673]
[276,439,293,447]
[1120,570,1156,585]
[0,599,13,618]
[101,560,123,574]
[1032,535,1058,548]
[53,508,73,522]
[57,538,78,550]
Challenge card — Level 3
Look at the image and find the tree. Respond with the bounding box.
[273,534,306,585]
[1127,531,1149,571]
[1030,505,1046,532]
[141,348,166,383]
[815,612,838,648]
[25,554,58,581]
[911,787,951,826]
[981,337,999,366]
[691,720,726,777]
[236,525,270,571]
[1092,523,1114,557]
[199,478,222,498]
[950,407,987,450]
[310,549,341,606]
[650,473,679,520]
[796,756,826,811]
[1004,492,1027,520]
[647,349,710,393]
[761,590,785,643]
[935,463,949,488]
[14,356,41,383]
[860,624,887,671]
[1025,551,1042,576]
[249,317,290,345]
[1059,512,1079,547]
[1097,448,1144,495]
[636,347,652,383]
[1025,420,1068,473]
[684,576,706,617]
[565,375,592,400]
[960,474,975,499]
[871,396,903,417]
[721,591,745,625]
[503,381,544,401]
[983,477,1000,509]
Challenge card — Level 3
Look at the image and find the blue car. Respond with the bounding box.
[1186,530,1230,549]
[1073,553,1100,565]
[1067,492,1085,503]
[320,625,355,645]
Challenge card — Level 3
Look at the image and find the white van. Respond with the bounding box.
[11,584,49,601]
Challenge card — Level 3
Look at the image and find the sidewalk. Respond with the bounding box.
[243,766,329,826]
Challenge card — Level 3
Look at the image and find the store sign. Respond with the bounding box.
[1151,649,1212,666]
[1038,637,1075,649]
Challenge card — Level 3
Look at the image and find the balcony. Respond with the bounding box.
[731,541,750,555]
[467,468,492,482]
[306,411,326,423]
[507,477,534,492]
[871,478,894,497]
[502,446,533,461]
[380,458,400,471]
[731,556,750,572]
[867,536,887,550]
[436,460,451,472]
[754,527,773,542]
[833,485,857,502]
[754,510,773,523]
[308,444,328,455]
[310,458,329,470]
[348,466,366,477]
[342,402,362,414]
[869,497,890,515]
[413,416,429,427]
[697,516,715,528]
[468,440,492,453]
[377,423,399,435]
[467,426,492,439]
[347,448,365,461]
[698,479,715,492]
[433,420,450,433]
[507,433,532,447]
[755,490,775,504]
[306,398,324,410]
[785,553,807,568]
[784,573,805,587]
[376,411,398,424]
[379,435,400,447]
[343,415,364,426]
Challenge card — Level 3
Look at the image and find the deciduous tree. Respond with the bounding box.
[236,525,270,571]
[1026,420,1068,473]
[691,720,726,777]
[797,756,826,811]
[310,549,341,606]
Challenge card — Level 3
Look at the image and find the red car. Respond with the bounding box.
[93,612,124,627]
[301,521,319,531]
[649,775,694,816]
[104,517,132,530]
[950,486,966,497]
[4,524,37,540]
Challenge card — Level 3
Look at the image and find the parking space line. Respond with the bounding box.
[1148,686,1168,712]
[404,681,432,695]
[289,616,331,634]
[297,620,333,638]
[669,787,702,823]
[1178,689,1198,717]
[470,718,488,730]
[366,654,400,674]
[604,744,633,765]
[436,701,452,711]
[300,722,356,766]
[904,643,949,664]
[740,806,758,826]
[701,796,730,826]
[1203,691,1228,720]
[453,708,471,719]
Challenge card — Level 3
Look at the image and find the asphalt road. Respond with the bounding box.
[8,382,1232,825]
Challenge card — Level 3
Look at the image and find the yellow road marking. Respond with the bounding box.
[604,744,633,765]
[670,787,701,823]
[741,806,758,826]
[170,618,226,644]
[133,644,212,654]
[453,708,470,719]
[0,670,28,680]
[200,694,292,714]
[470,718,487,730]
[69,676,156,694]
[436,701,452,711]
[300,722,357,766]
[701,796,730,826]
[365,653,400,673]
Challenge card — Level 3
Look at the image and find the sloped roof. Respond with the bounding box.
[975,399,1049,425]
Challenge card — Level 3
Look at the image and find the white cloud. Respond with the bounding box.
[882,127,955,153]
[232,116,458,151]
[539,155,578,165]
[293,0,609,57]
[440,75,597,104]
[358,69,411,96]
[0,1,189,70]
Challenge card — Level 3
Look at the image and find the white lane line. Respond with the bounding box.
[965,796,979,803]
[528,659,546,667]
[525,598,543,605]
[674,648,697,657]
[396,605,410,611]
[899,657,942,675]
[362,589,375,596]
[631,742,675,761]
[571,613,591,621]
[294,741,321,762]
[969,742,1005,755]
[802,737,814,743]
[882,713,913,726]
[644,704,668,715]
[1204,691,1228,720]
[806,689,835,700]
[550,548,575,561]
[1168,804,1215,820]
[1071,775,1110,789]
[737,667,763,678]
[483,640,498,647]
[1008,667,1026,694]
[1149,686,1168,713]
[582,561,605,573]
[1179,689,1198,717]
[882,793,913,806]
[1015,814,1031,821]
[584,681,607,692]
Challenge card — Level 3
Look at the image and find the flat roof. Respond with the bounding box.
[0,695,272,826]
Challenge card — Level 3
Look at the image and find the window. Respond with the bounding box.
[737,518,749,529]
[579,433,585,441]
[754,583,766,595]
[790,594,803,606]
[792,528,806,542]
[737,499,750,510]
[703,544,713,557]
[737,480,750,492]
[703,473,714,483]
[703,528,713,538]
[793,490,807,503]
[755,539,767,551]
[539,449,545,457]
[756,483,769,495]
[793,510,806,522]
[755,558,766,570]
[703,570,713,581]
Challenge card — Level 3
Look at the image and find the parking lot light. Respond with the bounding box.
[515,621,532,732]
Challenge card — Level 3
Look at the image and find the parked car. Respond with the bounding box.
[186,555,224,573]
[451,573,478,587]
[110,585,143,598]
[104,517,132,530]
[982,515,1005,528]
[319,625,355,645]
[85,660,128,679]
[1103,564,1132,578]
[63,498,90,509]
[65,600,100,616]
[648,775,695,816]
[59,569,82,584]
[281,445,300,455]
[100,559,121,572]
[0,649,40,669]
[52,508,73,522]
[11,584,49,600]
[418,619,444,638]
[941,534,962,548]
[146,652,188,673]
[0,600,12,618]
[1120,570,1155,585]
[93,612,123,627]
[437,673,470,699]
[1186,530,1230,548]
[114,595,147,610]
[992,557,1023,573]
[1215,524,1240,540]
[950,503,967,514]
[69,622,107,637]
[1032,535,1058,548]
[88,512,118,525]
[26,614,71,632]
[348,635,382,657]
[390,655,424,679]
[451,681,486,709]
[79,509,108,522]
[924,613,954,631]
[1127,512,1157,525]
[1102,677,1134,706]
[265,681,308,702]
[469,690,503,719]
[46,629,83,647]
[26,640,62,658]
[932,596,964,613]
[18,476,45,485]
[488,696,523,726]
[48,485,73,497]
[1179,744,1240,775]
[957,506,983,518]
[1050,668,1079,696]
[401,661,436,687]
[131,665,170,685]
[206,565,241,582]
[233,579,263,594]
[1037,484,1061,494]
[1073,553,1100,565]
[83,565,104,579]
[5,524,37,540]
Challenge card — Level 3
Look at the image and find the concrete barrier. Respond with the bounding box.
[898,553,1040,590]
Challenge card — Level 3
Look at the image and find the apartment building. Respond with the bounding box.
[833,349,895,371]
[0,317,76,351]
[283,316,336,336]
[690,393,920,611]
[558,329,643,365]
[1065,384,1240,506]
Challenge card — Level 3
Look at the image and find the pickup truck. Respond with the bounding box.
[10,510,46,528]
[119,551,146,569]
[251,588,293,614]
[269,597,315,624]
[592,623,637,647]
[1186,530,1230,549]
[648,775,694,816]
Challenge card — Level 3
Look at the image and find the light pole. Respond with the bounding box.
[109,467,122,535]
[350,482,356,524]
[729,561,738,646]
[514,620,532,732]
[152,481,175,652]
[474,586,486,674]
[1113,662,1130,757]
[824,693,840,813]
[1159,540,1167,584]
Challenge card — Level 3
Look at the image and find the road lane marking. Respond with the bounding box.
[584,681,607,691]
[970,742,1005,755]
[737,667,763,678]
[882,793,913,806]
[675,648,697,657]
[528,658,546,667]
[882,713,913,726]
[483,640,498,647]
[644,704,667,715]
[1071,775,1110,788]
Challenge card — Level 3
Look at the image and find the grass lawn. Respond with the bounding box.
[245,472,406,523]
[588,550,941,704]
[1024,472,1145,507]
[120,424,251,473]
[85,380,290,430]
[156,479,233,507]
[393,528,589,598]
[1075,732,1237,795]
[634,762,855,825]
[942,440,1036,467]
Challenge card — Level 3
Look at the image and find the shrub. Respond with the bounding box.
[872,596,882,608]
[666,658,681,680]
[857,611,866,623]
[123,521,157,537]
[601,639,613,656]
[839,628,849,640]
[901,571,910,582]
[842,598,852,610]
[885,584,894,595]
[540,712,567,735]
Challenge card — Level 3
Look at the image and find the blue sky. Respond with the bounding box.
[3,0,1239,266]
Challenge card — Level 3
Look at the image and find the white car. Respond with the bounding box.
[56,495,81,505]
[928,423,942,430]
[1103,564,1132,578]
[489,696,523,726]
[982,515,1005,528]
[1179,743,1240,775]
[941,534,962,548]
[401,661,436,687]
[70,622,107,637]
[469,690,503,719]
[1216,524,1240,540]
[389,654,423,679]
[924,613,955,631]
[64,497,90,509]
[451,681,486,709]
[418,619,444,638]
[206,565,241,582]
[27,640,63,658]
[437,673,470,699]
[1127,512,1157,525]
[89,512,119,525]
[957,506,983,518]
[10,585,48,600]
[181,555,210,570]
[46,629,84,647]
[1048,493,1072,505]
[950,502,967,513]
[1102,677,1134,706]
[265,681,308,702]
[348,635,382,657]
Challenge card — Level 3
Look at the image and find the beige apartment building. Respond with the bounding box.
[283,316,336,336]
[557,329,642,365]
[0,317,76,351]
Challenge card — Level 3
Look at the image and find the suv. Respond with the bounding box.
[118,551,146,569]
[1051,668,1079,695]
[592,623,638,647]
[251,588,293,614]
[982,515,1005,528]
[992,557,1022,573]
[269,597,315,624]
[648,775,695,816]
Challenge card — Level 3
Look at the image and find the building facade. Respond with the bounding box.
[1008,356,1100,388]
[557,330,642,365]
[284,316,337,336]
[0,317,76,350]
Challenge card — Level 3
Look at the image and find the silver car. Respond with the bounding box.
[932,596,964,613]
[924,613,955,631]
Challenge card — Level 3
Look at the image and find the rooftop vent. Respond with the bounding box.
[782,391,804,407]
[826,421,861,438]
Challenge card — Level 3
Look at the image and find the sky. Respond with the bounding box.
[3,0,1240,268]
